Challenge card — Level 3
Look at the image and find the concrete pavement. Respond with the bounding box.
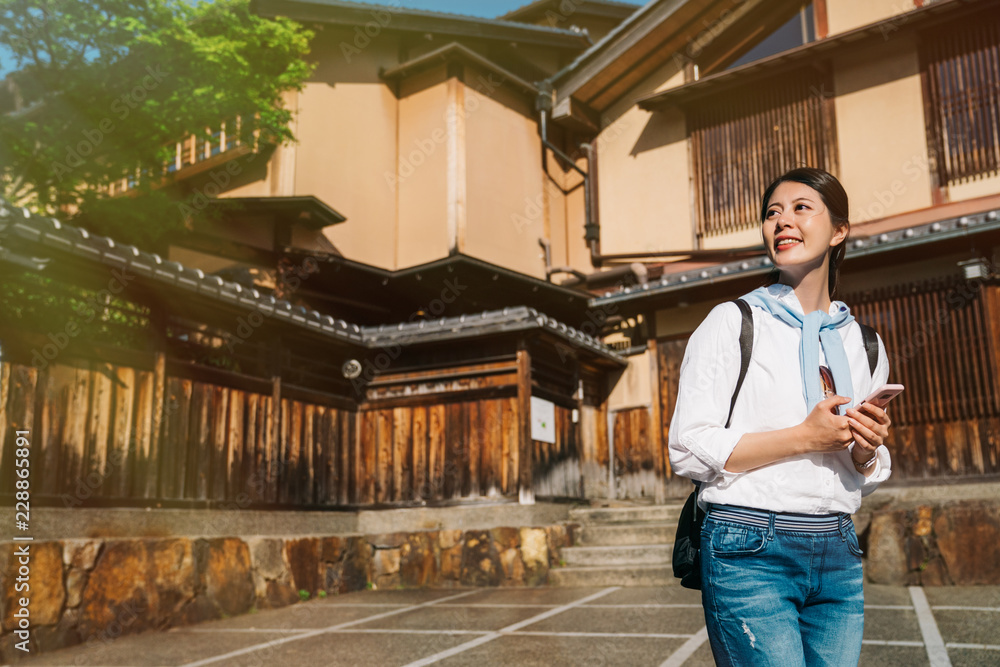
[12,584,999,666]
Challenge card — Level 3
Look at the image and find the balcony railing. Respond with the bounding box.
[104,115,257,196]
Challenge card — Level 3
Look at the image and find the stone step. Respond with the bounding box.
[548,564,676,587]
[575,522,674,546]
[561,544,672,567]
[569,505,683,525]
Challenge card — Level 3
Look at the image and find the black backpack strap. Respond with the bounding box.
[858,322,879,377]
[726,299,754,429]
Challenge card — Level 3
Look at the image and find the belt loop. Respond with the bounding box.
[767,510,775,540]
[839,514,848,541]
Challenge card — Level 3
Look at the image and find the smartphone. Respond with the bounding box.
[859,383,904,409]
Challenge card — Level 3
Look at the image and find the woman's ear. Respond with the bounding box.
[830,222,849,248]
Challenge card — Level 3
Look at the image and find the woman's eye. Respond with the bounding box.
[795,204,810,211]
[766,209,779,218]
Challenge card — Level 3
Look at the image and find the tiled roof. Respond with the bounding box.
[590,207,1000,307]
[0,201,626,365]
[364,305,623,363]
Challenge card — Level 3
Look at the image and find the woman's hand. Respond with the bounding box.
[799,395,855,453]
[846,402,891,469]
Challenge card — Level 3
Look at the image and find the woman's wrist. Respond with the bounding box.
[852,448,878,474]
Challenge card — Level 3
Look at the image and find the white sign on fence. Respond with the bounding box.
[530,396,556,444]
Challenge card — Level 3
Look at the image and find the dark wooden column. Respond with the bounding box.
[516,342,533,504]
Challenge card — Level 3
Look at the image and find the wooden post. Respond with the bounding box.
[516,343,533,504]
[269,374,281,505]
[647,338,666,503]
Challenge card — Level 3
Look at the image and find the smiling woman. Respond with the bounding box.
[668,167,896,666]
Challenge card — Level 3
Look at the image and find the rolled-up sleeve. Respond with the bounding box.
[667,302,748,483]
[856,333,893,495]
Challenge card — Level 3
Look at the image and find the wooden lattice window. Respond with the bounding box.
[921,13,1000,185]
[690,66,839,239]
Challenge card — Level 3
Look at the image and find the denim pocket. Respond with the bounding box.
[845,529,864,557]
[708,521,769,557]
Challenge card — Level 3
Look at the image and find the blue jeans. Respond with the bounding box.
[700,508,865,666]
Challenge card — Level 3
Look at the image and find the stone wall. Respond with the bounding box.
[856,499,1000,586]
[0,524,573,662]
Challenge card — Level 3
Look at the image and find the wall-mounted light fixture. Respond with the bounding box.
[958,258,991,281]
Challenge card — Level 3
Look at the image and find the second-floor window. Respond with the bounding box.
[921,13,1000,186]
[689,65,838,239]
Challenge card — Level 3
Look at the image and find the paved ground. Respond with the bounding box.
[15,585,1000,666]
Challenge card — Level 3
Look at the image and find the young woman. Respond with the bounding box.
[667,167,893,666]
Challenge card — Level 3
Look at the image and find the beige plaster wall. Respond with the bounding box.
[464,70,548,278]
[948,174,1000,203]
[834,38,933,224]
[702,226,764,250]
[395,67,452,268]
[825,0,917,37]
[290,32,401,270]
[596,62,692,262]
[294,81,399,270]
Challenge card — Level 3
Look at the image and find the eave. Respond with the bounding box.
[380,42,538,97]
[253,0,592,49]
[637,0,983,111]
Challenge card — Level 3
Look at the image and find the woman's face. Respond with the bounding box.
[761,180,847,281]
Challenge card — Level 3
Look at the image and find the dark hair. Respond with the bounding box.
[760,167,850,298]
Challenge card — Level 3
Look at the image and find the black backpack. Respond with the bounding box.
[671,298,880,590]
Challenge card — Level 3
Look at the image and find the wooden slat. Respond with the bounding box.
[444,402,462,499]
[145,353,166,498]
[87,365,112,480]
[375,408,392,503]
[3,366,37,495]
[162,378,192,499]
[243,393,259,500]
[187,383,211,499]
[61,365,91,494]
[37,366,68,496]
[302,403,315,504]
[131,369,154,498]
[282,400,301,505]
[227,390,244,501]
[412,405,427,500]
[361,410,376,504]
[266,378,280,505]
[428,404,445,500]
[339,409,351,505]
[108,367,135,498]
[208,387,229,501]
[393,408,411,501]
[479,400,499,497]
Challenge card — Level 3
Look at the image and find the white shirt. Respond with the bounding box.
[667,284,892,515]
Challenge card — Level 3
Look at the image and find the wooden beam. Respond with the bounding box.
[516,343,534,504]
[814,0,829,39]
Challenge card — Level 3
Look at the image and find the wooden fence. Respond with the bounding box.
[0,357,358,508]
[653,282,1000,483]
[0,341,612,508]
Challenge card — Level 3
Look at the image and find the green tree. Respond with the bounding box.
[0,0,313,247]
